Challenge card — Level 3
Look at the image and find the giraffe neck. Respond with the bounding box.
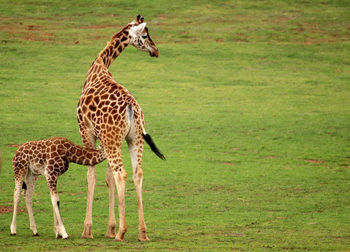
[98,24,132,69]
[68,144,106,166]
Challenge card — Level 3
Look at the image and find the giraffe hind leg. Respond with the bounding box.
[127,134,149,242]
[113,165,127,242]
[105,163,117,238]
[24,171,39,236]
[105,140,127,242]
[10,180,23,235]
[10,161,28,236]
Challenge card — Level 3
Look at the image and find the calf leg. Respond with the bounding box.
[24,172,39,236]
[46,175,68,239]
[10,180,22,235]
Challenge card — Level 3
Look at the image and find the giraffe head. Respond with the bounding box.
[129,15,159,57]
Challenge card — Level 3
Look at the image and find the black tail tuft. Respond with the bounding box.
[22,182,27,190]
[143,133,166,160]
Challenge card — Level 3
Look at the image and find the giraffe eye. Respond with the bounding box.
[141,35,147,39]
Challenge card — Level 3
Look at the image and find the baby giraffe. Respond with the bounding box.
[10,137,106,239]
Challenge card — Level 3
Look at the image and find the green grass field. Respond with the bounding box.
[1,0,350,251]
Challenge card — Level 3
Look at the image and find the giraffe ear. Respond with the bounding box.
[136,14,144,23]
[132,23,147,34]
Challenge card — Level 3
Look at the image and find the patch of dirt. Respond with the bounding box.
[25,25,41,31]
[300,37,346,45]
[264,155,276,159]
[304,159,323,164]
[280,247,311,251]
[157,14,167,20]
[234,15,255,22]
[222,162,234,166]
[291,23,348,45]
[92,35,105,40]
[226,232,244,237]
[80,24,120,30]
[6,144,21,148]
[0,23,54,42]
[0,205,26,214]
[212,185,234,192]
[68,191,85,196]
[271,16,291,23]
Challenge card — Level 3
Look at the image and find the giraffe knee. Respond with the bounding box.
[133,169,143,180]
[48,183,57,194]
[133,169,143,185]
[115,170,127,182]
[121,171,127,181]
[137,169,143,178]
[105,177,114,188]
[112,163,127,180]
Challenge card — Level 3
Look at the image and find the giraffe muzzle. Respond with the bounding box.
[150,49,159,57]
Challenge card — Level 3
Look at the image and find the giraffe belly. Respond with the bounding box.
[29,161,45,176]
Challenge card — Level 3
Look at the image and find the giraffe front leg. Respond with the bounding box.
[47,176,68,239]
[80,130,97,239]
[49,192,68,239]
[105,164,116,238]
[53,204,60,238]
[82,165,96,239]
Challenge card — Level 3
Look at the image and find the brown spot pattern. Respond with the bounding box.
[75,16,162,241]
[13,137,106,193]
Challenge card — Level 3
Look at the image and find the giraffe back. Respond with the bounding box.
[12,137,106,181]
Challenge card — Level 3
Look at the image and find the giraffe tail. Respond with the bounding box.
[128,104,165,160]
[142,133,166,160]
[22,181,27,196]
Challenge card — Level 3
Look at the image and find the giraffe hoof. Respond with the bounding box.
[62,235,69,240]
[81,233,93,239]
[138,236,150,242]
[10,233,16,236]
[106,225,116,238]
[33,233,39,236]
[138,229,149,242]
[106,233,116,238]
[114,229,126,241]
[82,225,93,239]
[114,237,124,242]
[56,234,62,239]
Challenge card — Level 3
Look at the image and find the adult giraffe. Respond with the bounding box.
[77,15,165,242]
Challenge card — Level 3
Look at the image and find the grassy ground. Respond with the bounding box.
[1,0,350,251]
